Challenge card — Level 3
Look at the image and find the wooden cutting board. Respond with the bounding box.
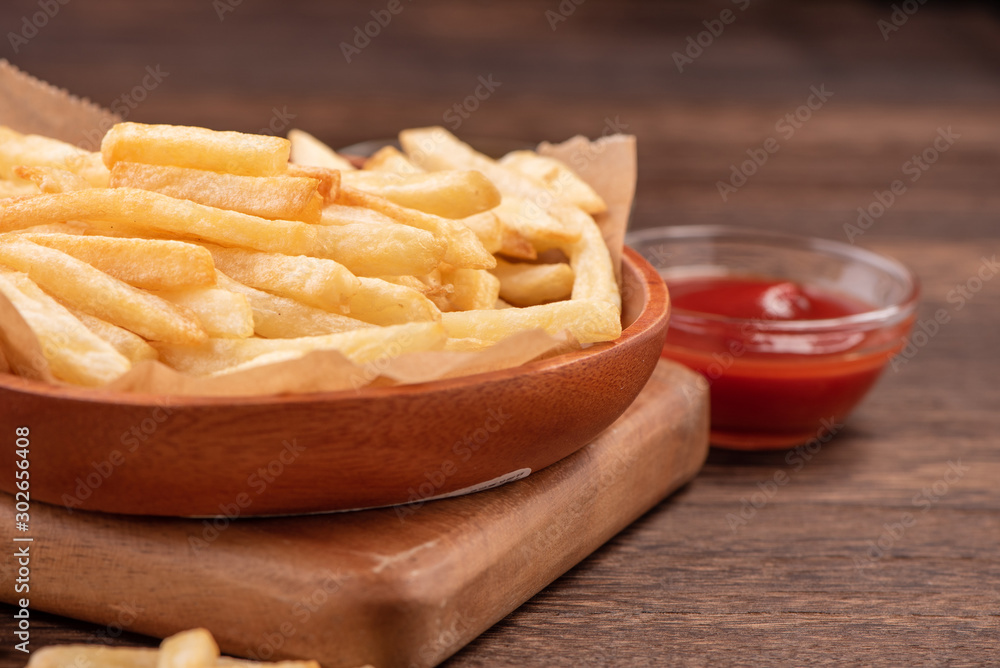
[0,360,708,668]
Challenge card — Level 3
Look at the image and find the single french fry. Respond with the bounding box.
[319,203,401,227]
[499,150,607,214]
[0,269,131,386]
[68,307,159,363]
[0,189,445,272]
[12,222,89,236]
[348,277,442,325]
[498,225,537,260]
[457,210,503,254]
[16,233,216,290]
[441,266,500,311]
[155,286,254,339]
[26,645,158,668]
[0,237,206,345]
[441,298,621,344]
[158,627,219,668]
[157,321,447,375]
[288,128,355,171]
[215,656,322,668]
[337,186,495,270]
[285,163,341,202]
[492,196,581,246]
[1,126,109,186]
[203,244,359,310]
[492,258,574,306]
[216,271,371,338]
[340,170,501,219]
[363,145,423,175]
[110,162,324,223]
[550,205,621,309]
[14,165,92,193]
[102,122,290,177]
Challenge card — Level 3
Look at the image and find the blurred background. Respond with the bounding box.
[2,0,998,241]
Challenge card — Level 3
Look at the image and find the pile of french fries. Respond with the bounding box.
[27,627,337,668]
[0,122,621,388]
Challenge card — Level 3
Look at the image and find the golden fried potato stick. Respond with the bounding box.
[155,287,254,339]
[441,298,621,345]
[441,266,500,311]
[67,306,159,363]
[457,210,503,254]
[347,277,442,326]
[337,186,495,270]
[319,203,400,227]
[363,145,424,174]
[0,189,445,274]
[499,150,607,214]
[216,271,372,339]
[550,205,621,310]
[26,645,158,668]
[0,126,109,186]
[203,244,360,311]
[16,233,216,290]
[285,163,341,202]
[0,269,131,386]
[498,226,537,260]
[492,196,581,246]
[14,165,92,193]
[340,169,501,220]
[157,321,447,375]
[491,258,575,307]
[102,122,290,177]
[288,128,355,171]
[158,627,219,668]
[110,162,324,223]
[0,237,206,345]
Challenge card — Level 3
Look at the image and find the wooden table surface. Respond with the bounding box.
[2,1,998,665]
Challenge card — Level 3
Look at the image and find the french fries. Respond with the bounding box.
[110,161,327,222]
[0,269,131,386]
[15,233,216,290]
[0,120,625,390]
[340,169,500,219]
[0,236,206,345]
[1,126,109,186]
[288,128,356,171]
[204,244,360,311]
[26,628,323,668]
[492,257,575,307]
[102,122,290,176]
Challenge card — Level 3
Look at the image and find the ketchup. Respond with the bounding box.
[662,275,906,449]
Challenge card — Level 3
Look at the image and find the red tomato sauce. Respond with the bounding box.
[662,275,904,449]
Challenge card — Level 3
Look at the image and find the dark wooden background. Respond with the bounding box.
[1,1,999,666]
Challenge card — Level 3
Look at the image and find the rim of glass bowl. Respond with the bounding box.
[626,225,920,334]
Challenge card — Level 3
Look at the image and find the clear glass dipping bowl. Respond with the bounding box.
[627,225,919,450]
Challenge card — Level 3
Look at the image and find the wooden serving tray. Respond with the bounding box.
[0,361,707,668]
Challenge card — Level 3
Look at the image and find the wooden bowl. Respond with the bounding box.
[0,248,670,517]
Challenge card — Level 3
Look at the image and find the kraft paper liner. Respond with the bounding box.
[0,59,120,148]
[0,66,638,396]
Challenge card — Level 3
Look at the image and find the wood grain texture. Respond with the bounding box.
[1,0,999,665]
[0,361,708,668]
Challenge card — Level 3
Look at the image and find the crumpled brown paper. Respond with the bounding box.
[0,64,637,396]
